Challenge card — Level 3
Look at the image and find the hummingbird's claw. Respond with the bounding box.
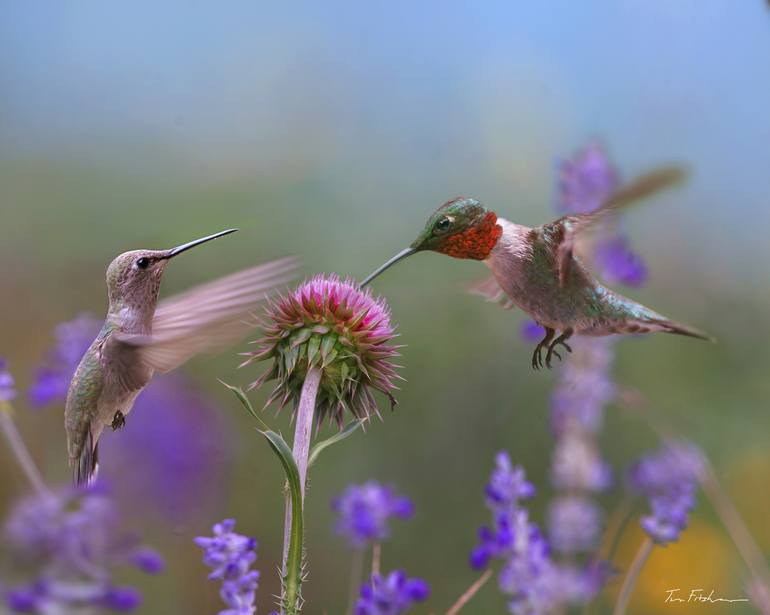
[544,329,574,369]
[111,411,126,431]
[531,326,555,371]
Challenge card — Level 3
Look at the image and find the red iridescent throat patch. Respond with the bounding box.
[438,212,503,260]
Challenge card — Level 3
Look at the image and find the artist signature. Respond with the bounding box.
[665,588,749,604]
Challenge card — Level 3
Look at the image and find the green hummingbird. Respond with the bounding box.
[361,167,712,369]
[65,229,297,485]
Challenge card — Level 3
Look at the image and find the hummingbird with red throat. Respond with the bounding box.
[361,168,712,369]
[65,229,297,485]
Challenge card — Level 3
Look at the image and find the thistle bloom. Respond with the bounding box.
[3,484,163,613]
[332,482,414,548]
[194,519,259,615]
[247,274,399,425]
[0,358,17,402]
[471,453,606,614]
[355,570,430,615]
[628,441,704,544]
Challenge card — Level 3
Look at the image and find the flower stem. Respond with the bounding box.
[0,403,52,501]
[700,461,770,604]
[445,568,493,615]
[612,536,653,615]
[345,548,364,615]
[371,542,381,576]
[281,366,322,614]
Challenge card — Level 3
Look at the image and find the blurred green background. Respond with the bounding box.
[1,2,769,613]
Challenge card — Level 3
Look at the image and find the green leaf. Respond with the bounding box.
[259,429,304,615]
[308,419,365,468]
[219,380,269,431]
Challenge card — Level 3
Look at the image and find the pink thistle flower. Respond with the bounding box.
[245,274,400,426]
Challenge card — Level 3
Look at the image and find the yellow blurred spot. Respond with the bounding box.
[604,519,742,614]
[726,450,770,550]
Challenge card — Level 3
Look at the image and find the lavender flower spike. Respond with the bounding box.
[355,570,430,615]
[628,440,705,545]
[332,482,414,548]
[3,484,163,613]
[195,519,259,615]
[0,358,17,402]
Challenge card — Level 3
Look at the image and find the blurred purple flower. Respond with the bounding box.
[595,235,648,288]
[0,358,16,402]
[519,320,545,343]
[102,373,230,524]
[355,570,430,615]
[551,434,612,493]
[27,314,230,524]
[28,314,99,407]
[556,142,618,214]
[332,482,414,549]
[628,441,704,544]
[3,484,162,613]
[194,519,259,615]
[547,496,602,554]
[471,454,606,614]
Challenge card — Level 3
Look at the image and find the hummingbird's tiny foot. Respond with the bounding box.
[111,411,126,431]
[531,326,555,371]
[545,328,574,368]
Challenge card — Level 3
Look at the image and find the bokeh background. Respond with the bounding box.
[2,2,770,613]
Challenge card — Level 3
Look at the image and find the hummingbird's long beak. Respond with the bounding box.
[164,229,238,259]
[360,247,416,287]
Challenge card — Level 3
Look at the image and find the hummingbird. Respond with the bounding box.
[64,229,297,485]
[361,167,712,369]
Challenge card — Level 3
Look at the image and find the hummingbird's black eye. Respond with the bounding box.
[434,217,452,234]
[136,257,150,270]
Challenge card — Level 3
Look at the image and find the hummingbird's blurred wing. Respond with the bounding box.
[468,275,515,309]
[117,257,298,373]
[554,166,686,286]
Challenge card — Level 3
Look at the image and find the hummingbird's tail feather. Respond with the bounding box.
[73,430,99,487]
[648,318,715,342]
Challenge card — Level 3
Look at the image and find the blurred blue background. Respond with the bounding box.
[1,2,769,613]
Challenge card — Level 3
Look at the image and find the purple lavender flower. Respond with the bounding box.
[355,570,430,615]
[628,441,704,544]
[194,519,259,615]
[3,484,162,613]
[594,235,648,288]
[28,314,100,407]
[471,454,606,613]
[101,373,230,524]
[550,433,612,493]
[547,496,602,554]
[0,358,17,402]
[519,320,545,343]
[556,142,618,214]
[246,274,400,425]
[332,482,414,548]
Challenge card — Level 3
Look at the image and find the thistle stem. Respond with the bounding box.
[281,366,322,614]
[612,536,653,615]
[0,404,52,501]
[445,568,493,615]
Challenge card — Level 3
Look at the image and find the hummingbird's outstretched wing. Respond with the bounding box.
[116,257,298,373]
[554,166,686,287]
[468,275,515,309]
